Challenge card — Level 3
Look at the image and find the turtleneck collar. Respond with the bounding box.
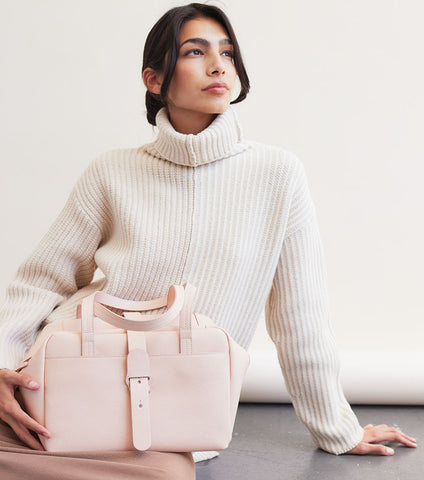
[143,106,248,167]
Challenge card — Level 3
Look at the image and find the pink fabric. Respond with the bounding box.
[0,417,195,480]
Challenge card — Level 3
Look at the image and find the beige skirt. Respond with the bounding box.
[0,418,195,480]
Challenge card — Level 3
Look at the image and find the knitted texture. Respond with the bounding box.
[0,106,363,459]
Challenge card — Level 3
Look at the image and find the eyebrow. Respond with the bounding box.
[179,37,233,48]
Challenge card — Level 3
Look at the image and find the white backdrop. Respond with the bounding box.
[1,1,423,361]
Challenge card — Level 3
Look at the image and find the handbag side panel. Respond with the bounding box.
[194,313,251,433]
[18,334,52,429]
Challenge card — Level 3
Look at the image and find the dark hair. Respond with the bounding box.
[142,2,250,126]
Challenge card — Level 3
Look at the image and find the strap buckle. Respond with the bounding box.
[125,348,151,391]
[125,348,152,450]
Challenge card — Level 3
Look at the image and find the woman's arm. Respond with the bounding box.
[265,158,416,455]
[265,215,364,454]
[0,155,110,447]
[0,157,107,370]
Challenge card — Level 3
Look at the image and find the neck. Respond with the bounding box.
[166,107,218,135]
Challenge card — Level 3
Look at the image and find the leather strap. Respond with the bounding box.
[92,301,181,331]
[80,285,185,356]
[179,283,197,354]
[86,290,170,311]
[81,294,96,356]
[126,330,152,450]
[122,283,197,355]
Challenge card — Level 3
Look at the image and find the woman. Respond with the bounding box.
[0,2,417,478]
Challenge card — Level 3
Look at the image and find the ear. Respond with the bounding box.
[143,68,163,95]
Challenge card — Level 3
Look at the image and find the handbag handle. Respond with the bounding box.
[81,285,184,356]
[80,284,196,356]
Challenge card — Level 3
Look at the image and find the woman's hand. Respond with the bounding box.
[347,423,417,455]
[0,368,51,450]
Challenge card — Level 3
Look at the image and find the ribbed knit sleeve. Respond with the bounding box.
[265,159,364,455]
[0,159,106,370]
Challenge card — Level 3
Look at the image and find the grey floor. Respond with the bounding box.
[195,403,422,480]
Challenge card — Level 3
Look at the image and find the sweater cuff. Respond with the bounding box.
[320,424,365,455]
[191,450,220,463]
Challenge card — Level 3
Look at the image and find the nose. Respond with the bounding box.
[207,52,225,76]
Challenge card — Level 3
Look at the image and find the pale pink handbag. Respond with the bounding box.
[18,283,250,452]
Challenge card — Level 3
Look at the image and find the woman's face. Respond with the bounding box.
[165,16,238,133]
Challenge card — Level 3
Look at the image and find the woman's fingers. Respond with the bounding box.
[6,415,45,451]
[5,370,40,391]
[363,424,417,448]
[352,442,395,455]
[13,404,51,438]
[386,429,417,448]
[0,369,50,450]
[401,432,417,445]
[347,423,418,455]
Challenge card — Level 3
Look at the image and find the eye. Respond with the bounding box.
[221,50,234,58]
[185,48,203,56]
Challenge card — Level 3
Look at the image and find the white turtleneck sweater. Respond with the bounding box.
[0,107,364,462]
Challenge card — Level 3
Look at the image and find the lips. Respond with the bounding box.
[203,82,229,94]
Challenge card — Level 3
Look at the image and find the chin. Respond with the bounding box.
[213,105,230,114]
[202,100,231,115]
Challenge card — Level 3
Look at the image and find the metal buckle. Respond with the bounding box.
[125,348,151,388]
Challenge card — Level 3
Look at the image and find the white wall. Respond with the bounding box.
[1,0,423,352]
